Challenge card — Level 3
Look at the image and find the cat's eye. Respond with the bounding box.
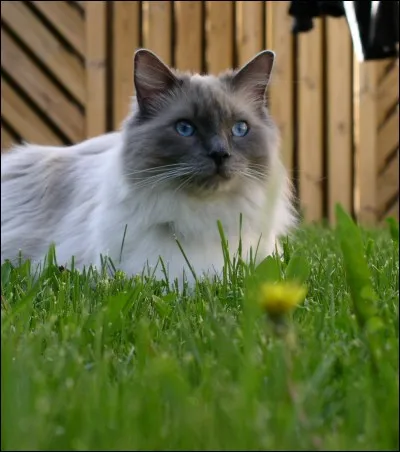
[175,120,195,137]
[232,121,249,137]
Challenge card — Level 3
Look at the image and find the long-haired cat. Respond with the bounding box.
[1,49,296,285]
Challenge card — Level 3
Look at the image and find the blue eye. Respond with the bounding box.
[232,121,249,137]
[175,120,195,137]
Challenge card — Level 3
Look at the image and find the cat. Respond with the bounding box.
[1,49,296,286]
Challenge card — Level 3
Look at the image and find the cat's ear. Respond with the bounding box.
[232,50,275,101]
[134,49,179,112]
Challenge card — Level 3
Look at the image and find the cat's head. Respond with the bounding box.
[123,48,279,196]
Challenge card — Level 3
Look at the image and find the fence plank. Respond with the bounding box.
[30,1,85,57]
[266,1,293,176]
[1,29,84,143]
[377,152,399,216]
[326,18,353,223]
[377,65,399,126]
[1,1,85,104]
[297,21,324,222]
[236,1,264,66]
[74,1,85,12]
[1,77,64,145]
[1,128,16,152]
[377,112,399,172]
[205,1,233,74]
[376,58,396,81]
[355,61,378,225]
[175,1,203,73]
[142,1,172,65]
[85,1,107,138]
[113,1,140,129]
[381,198,399,222]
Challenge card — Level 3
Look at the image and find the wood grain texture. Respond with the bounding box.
[326,18,353,223]
[377,152,399,215]
[266,1,294,176]
[377,112,399,172]
[112,1,140,129]
[205,1,233,74]
[85,0,107,137]
[1,1,85,104]
[235,1,264,66]
[376,58,396,81]
[30,1,85,56]
[1,128,16,153]
[175,1,203,73]
[74,1,85,12]
[377,64,399,126]
[142,1,172,65]
[1,29,84,142]
[380,198,399,222]
[1,77,63,145]
[297,21,324,222]
[355,61,378,225]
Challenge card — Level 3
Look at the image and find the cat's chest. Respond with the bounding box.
[116,218,263,280]
[100,188,267,279]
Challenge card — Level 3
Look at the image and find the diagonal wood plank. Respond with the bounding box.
[380,198,399,222]
[1,1,85,104]
[377,111,399,173]
[1,77,64,146]
[30,1,85,57]
[1,127,17,152]
[74,0,85,11]
[377,65,399,126]
[376,58,397,82]
[377,152,399,215]
[1,29,85,143]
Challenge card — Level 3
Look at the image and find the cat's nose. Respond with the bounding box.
[208,149,230,166]
[208,138,230,166]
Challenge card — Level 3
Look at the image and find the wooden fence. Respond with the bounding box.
[1,1,398,224]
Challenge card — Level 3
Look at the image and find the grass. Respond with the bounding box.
[1,219,399,451]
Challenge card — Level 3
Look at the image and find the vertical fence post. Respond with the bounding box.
[175,1,203,73]
[266,1,294,180]
[354,60,379,225]
[235,1,264,66]
[326,17,353,224]
[205,1,234,74]
[297,20,324,222]
[142,1,173,66]
[85,1,107,138]
[112,1,141,130]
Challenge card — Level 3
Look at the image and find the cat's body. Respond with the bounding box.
[1,49,296,285]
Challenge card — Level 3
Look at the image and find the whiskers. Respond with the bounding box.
[125,161,269,193]
[173,172,198,194]
[239,163,268,185]
[123,163,197,191]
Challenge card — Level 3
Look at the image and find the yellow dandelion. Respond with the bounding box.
[258,282,307,317]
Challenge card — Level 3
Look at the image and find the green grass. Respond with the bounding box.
[1,223,399,451]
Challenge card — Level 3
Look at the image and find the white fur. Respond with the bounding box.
[1,116,295,288]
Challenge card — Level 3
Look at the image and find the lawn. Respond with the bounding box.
[1,214,399,451]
